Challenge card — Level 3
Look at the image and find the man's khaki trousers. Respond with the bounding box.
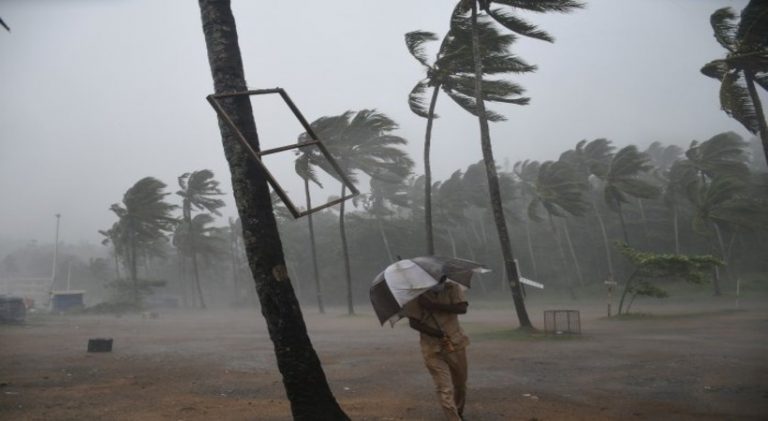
[423,346,467,421]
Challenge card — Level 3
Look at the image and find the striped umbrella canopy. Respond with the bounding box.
[369,256,488,325]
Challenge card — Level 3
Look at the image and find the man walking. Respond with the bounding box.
[407,276,469,421]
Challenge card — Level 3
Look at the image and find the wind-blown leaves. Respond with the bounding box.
[405,30,439,68]
[720,71,761,134]
[685,132,749,180]
[711,7,739,52]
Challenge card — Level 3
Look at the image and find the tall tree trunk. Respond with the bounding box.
[339,184,354,315]
[548,213,574,298]
[129,222,139,304]
[561,218,584,287]
[376,217,394,263]
[178,253,189,308]
[469,3,532,329]
[447,229,458,258]
[304,179,325,314]
[190,247,207,309]
[712,221,727,296]
[617,202,630,244]
[113,248,120,280]
[424,85,441,255]
[592,199,615,281]
[197,2,348,418]
[672,204,680,254]
[745,70,768,166]
[523,218,539,280]
[637,199,651,249]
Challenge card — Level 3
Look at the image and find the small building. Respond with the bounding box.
[0,295,26,323]
[51,290,85,312]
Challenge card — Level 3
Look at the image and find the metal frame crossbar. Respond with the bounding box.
[206,88,359,219]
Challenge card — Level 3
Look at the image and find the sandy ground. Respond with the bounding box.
[1,298,767,421]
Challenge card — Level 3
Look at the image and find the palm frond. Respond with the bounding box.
[444,88,506,121]
[405,30,438,67]
[408,80,435,118]
[710,7,738,52]
[491,0,585,14]
[487,7,554,42]
[720,71,761,134]
[737,0,768,48]
[701,59,730,80]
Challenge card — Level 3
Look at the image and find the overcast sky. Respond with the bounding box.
[0,0,755,246]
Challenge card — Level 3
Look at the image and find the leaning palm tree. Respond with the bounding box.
[454,0,582,329]
[600,145,661,245]
[176,170,225,309]
[685,132,750,182]
[406,19,533,254]
[560,138,617,280]
[303,110,414,315]
[293,150,326,313]
[516,160,588,295]
[98,222,124,281]
[109,177,176,303]
[701,1,768,164]
[198,0,348,417]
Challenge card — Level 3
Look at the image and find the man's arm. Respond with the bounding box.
[408,317,444,338]
[417,294,468,314]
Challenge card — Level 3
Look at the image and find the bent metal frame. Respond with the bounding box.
[206,88,359,219]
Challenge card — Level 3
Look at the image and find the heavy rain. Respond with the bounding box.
[1,1,767,420]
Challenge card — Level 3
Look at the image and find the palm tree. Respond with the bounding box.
[644,142,686,253]
[98,222,123,281]
[600,146,660,245]
[701,1,768,164]
[109,177,176,303]
[176,170,225,309]
[172,213,226,305]
[560,138,617,281]
[303,110,414,315]
[455,0,582,329]
[294,149,325,314]
[197,1,348,417]
[516,160,588,294]
[685,132,750,182]
[406,19,533,254]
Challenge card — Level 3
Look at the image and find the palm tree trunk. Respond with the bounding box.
[190,248,207,309]
[376,216,394,263]
[712,221,727,296]
[469,2,532,329]
[561,218,584,287]
[745,70,768,166]
[304,179,324,314]
[129,222,138,304]
[424,84,441,255]
[524,218,539,280]
[548,213,574,298]
[178,253,189,308]
[672,204,680,254]
[447,229,458,258]
[617,202,630,244]
[339,184,354,315]
[198,1,348,418]
[592,199,615,281]
[113,248,120,280]
[637,199,651,249]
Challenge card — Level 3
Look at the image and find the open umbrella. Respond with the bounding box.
[369,256,488,325]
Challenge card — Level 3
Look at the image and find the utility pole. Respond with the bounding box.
[48,213,61,306]
[52,214,61,285]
